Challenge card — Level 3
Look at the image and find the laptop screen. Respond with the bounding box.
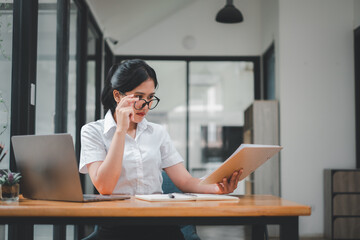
[12,134,85,201]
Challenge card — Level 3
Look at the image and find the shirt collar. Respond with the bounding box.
[103,110,117,135]
[103,110,153,135]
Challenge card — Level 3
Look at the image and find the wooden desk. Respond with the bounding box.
[0,195,310,240]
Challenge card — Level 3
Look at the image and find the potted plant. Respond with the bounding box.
[0,170,21,201]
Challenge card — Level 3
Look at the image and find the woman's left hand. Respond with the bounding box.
[215,169,243,194]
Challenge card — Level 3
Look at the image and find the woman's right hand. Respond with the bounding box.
[114,94,138,132]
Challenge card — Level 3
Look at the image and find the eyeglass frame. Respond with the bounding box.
[117,91,160,110]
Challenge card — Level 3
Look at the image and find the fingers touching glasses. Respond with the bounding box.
[117,91,160,110]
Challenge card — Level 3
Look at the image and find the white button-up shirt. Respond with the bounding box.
[79,111,183,195]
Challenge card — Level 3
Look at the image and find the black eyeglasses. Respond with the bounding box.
[119,91,160,110]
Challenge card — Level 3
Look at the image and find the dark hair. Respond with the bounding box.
[101,59,158,114]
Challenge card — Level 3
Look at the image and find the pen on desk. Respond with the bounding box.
[0,150,7,162]
[168,193,197,199]
[0,143,4,156]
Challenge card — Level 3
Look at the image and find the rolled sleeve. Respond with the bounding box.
[79,124,107,174]
[160,130,184,169]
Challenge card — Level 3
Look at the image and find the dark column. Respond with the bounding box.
[55,0,70,133]
[10,0,38,170]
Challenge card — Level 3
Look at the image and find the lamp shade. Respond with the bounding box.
[215,0,243,23]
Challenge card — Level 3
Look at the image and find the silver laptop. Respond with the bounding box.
[11,134,130,202]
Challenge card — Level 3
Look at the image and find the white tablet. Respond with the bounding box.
[199,144,283,185]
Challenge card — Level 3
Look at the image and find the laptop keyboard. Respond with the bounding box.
[83,194,130,202]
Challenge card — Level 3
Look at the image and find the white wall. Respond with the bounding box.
[260,0,278,53]
[278,0,355,237]
[114,0,261,56]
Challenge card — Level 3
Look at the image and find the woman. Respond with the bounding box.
[79,59,242,239]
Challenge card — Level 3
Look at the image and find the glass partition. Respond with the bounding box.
[0,2,13,169]
[189,61,254,194]
[86,25,98,124]
[146,60,187,164]
[86,61,96,124]
[35,3,57,134]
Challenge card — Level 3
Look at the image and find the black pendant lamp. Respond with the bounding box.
[216,0,243,24]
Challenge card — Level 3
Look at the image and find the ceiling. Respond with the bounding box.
[86,0,195,52]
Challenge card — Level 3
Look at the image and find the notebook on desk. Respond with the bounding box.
[11,134,130,202]
[135,193,239,202]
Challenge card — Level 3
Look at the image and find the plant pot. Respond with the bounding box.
[2,183,19,202]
